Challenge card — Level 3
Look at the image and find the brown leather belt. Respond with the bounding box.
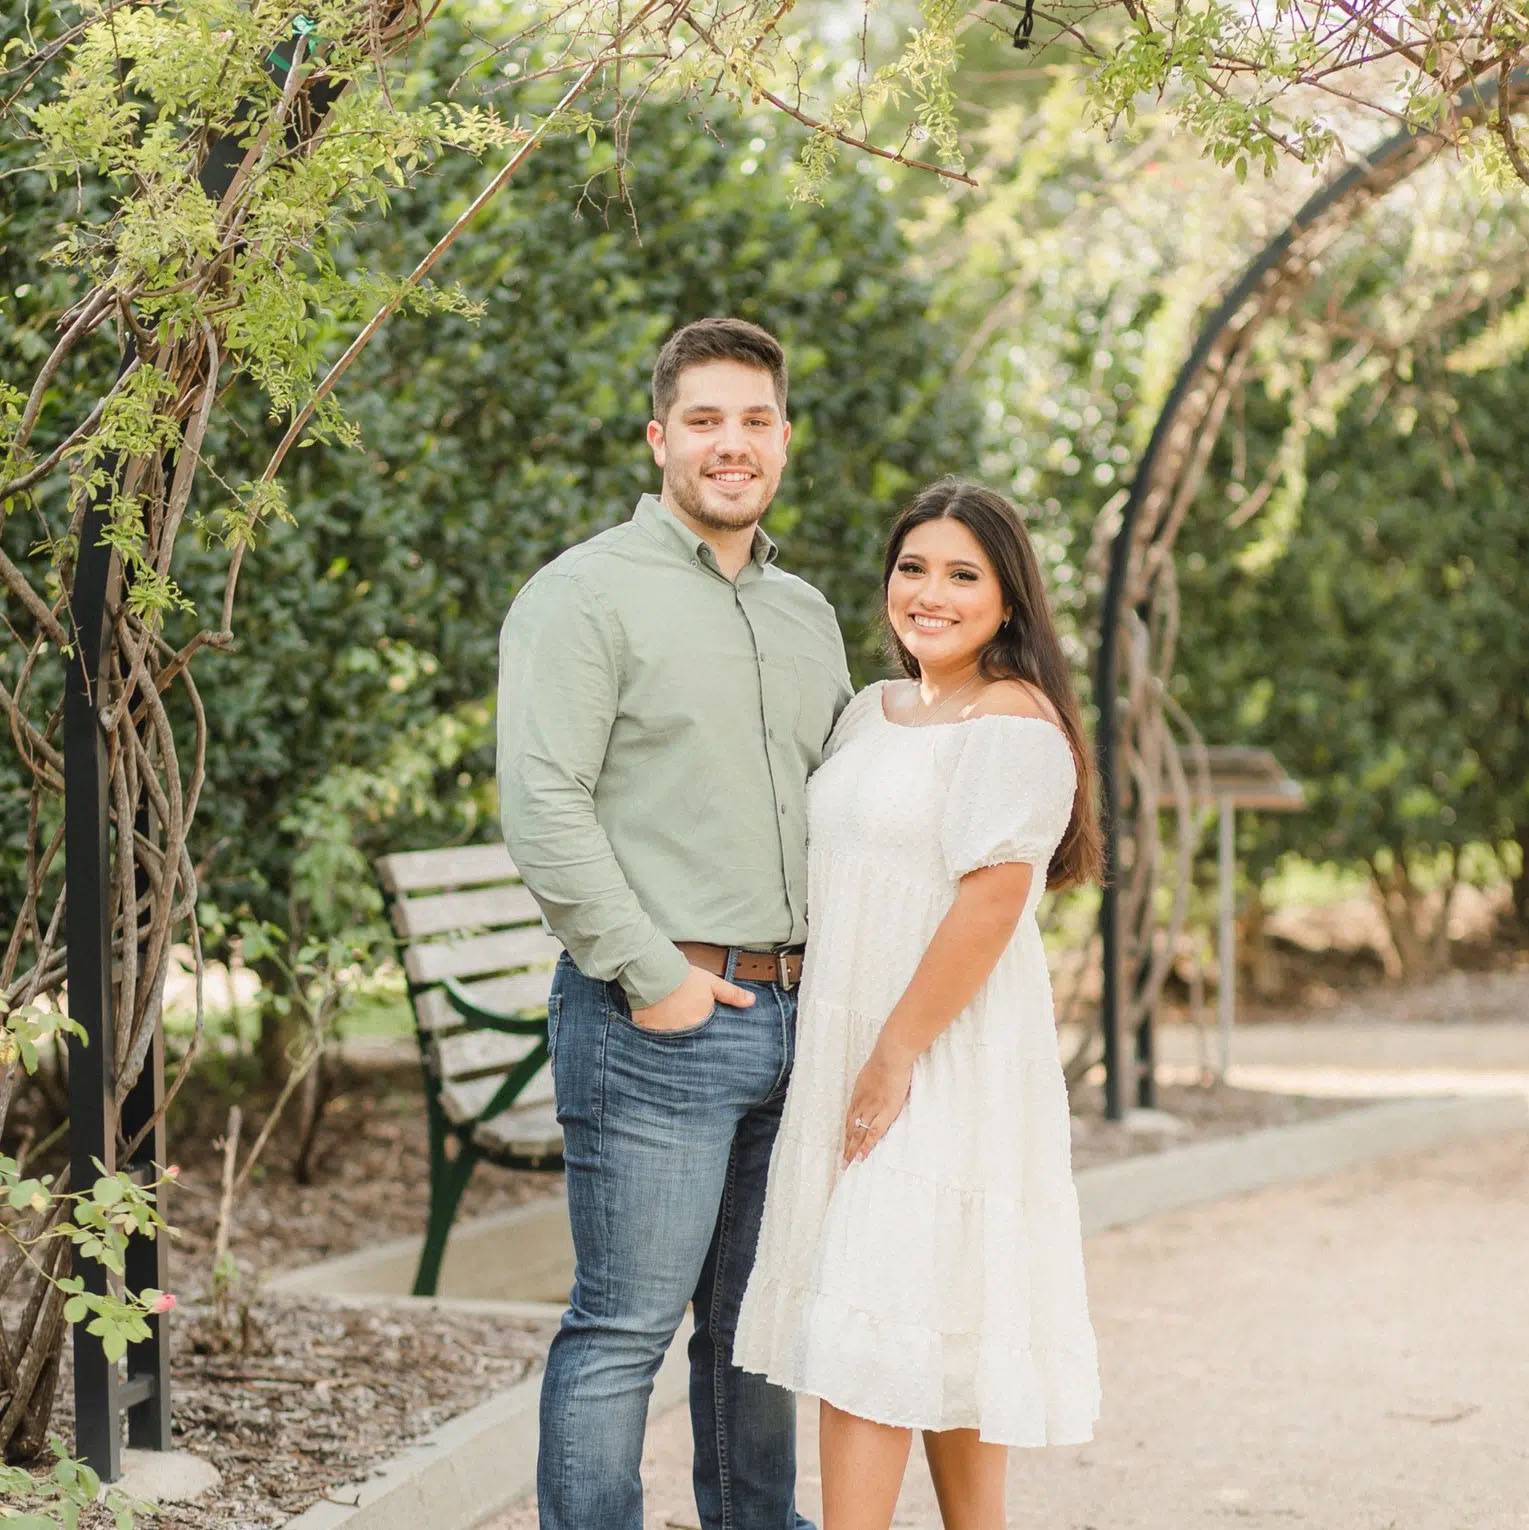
[676,941,805,991]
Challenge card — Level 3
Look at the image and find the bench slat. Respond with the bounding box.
[473,1100,563,1162]
[377,843,518,895]
[459,970,557,1015]
[415,988,458,1035]
[412,970,555,1034]
[430,1028,540,1083]
[391,883,543,939]
[404,926,563,985]
[440,1066,555,1126]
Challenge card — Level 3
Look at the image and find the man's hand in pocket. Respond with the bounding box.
[630,965,755,1032]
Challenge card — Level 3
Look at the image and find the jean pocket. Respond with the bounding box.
[607,984,720,1042]
[545,991,562,1067]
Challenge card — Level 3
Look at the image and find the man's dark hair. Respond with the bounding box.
[651,317,788,424]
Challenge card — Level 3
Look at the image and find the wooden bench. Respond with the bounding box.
[376,843,564,1296]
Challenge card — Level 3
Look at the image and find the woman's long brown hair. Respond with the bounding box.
[882,478,1104,890]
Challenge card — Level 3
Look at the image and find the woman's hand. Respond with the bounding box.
[842,1040,917,1165]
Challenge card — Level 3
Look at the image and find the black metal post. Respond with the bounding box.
[63,497,122,1475]
[1133,959,1157,1108]
[1094,537,1127,1124]
[60,16,337,1478]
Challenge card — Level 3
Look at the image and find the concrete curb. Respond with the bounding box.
[280,1310,688,1530]
[277,1090,1527,1530]
[269,1195,573,1303]
[1075,1091,1528,1235]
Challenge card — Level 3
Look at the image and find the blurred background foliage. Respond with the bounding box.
[4,0,1527,1063]
[908,21,1529,968]
[2,3,976,1054]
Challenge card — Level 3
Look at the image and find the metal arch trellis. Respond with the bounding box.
[57,16,352,1481]
[48,0,604,1479]
[1091,66,1529,1122]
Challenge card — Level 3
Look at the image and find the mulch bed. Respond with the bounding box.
[9,1054,561,1527]
[41,1295,553,1528]
[162,1048,561,1283]
[157,1045,1366,1280]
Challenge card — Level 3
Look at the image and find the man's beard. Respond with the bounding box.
[667,464,775,531]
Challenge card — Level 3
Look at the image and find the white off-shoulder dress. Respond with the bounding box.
[734,681,1100,1446]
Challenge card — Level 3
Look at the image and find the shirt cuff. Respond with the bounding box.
[617,935,691,1009]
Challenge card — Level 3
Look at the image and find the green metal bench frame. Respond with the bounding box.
[376,845,564,1297]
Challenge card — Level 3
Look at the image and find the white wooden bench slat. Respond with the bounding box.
[404,926,563,985]
[412,970,555,1033]
[430,1027,540,1082]
[458,969,558,1015]
[391,882,543,939]
[472,1100,563,1160]
[440,1068,556,1126]
[377,843,518,895]
[414,987,458,1034]
[384,840,564,1169]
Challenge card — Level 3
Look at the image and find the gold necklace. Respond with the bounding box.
[910,672,984,726]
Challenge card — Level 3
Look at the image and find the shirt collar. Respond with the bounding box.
[634,493,779,576]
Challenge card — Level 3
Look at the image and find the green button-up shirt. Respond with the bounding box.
[497,493,852,1008]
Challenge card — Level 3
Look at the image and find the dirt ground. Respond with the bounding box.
[40,1297,554,1529]
[158,1056,559,1284]
[492,1128,1529,1530]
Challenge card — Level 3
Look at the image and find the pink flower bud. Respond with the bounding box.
[150,1292,178,1314]
[164,1165,181,1181]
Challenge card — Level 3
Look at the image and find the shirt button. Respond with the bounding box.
[779,804,787,816]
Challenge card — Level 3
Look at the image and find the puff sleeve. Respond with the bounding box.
[939,717,1078,881]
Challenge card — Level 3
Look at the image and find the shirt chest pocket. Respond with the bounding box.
[625,640,772,741]
[622,632,835,762]
[756,655,800,744]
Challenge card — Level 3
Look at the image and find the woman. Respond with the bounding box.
[734,479,1103,1529]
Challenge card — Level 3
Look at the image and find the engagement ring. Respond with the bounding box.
[854,1117,870,1129]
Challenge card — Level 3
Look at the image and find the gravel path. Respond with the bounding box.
[490,1128,1529,1529]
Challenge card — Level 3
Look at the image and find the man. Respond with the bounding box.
[498,317,851,1529]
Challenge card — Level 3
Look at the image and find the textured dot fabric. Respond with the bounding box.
[734,682,1101,1446]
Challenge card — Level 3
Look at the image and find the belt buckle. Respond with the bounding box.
[775,949,796,991]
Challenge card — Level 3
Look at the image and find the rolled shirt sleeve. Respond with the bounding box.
[496,571,691,1008]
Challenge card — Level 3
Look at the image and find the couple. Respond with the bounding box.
[497,317,1101,1530]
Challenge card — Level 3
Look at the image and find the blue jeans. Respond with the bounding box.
[537,952,814,1530]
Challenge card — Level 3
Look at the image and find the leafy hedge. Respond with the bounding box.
[0,73,976,971]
